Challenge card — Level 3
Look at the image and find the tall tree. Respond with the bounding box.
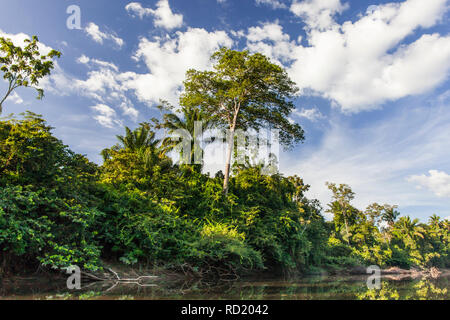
[381,204,400,229]
[365,203,400,229]
[326,182,360,244]
[365,203,400,243]
[180,48,304,193]
[0,36,60,114]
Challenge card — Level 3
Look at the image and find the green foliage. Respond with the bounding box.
[188,221,264,274]
[180,48,304,192]
[1,112,449,277]
[0,113,101,272]
[155,102,216,171]
[324,182,450,269]
[180,48,304,147]
[1,47,448,277]
[0,36,61,113]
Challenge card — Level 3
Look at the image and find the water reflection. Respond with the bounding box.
[1,274,448,300]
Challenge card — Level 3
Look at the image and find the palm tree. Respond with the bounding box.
[101,123,160,162]
[381,205,400,229]
[395,216,426,247]
[158,105,215,169]
[116,123,160,151]
[429,214,442,229]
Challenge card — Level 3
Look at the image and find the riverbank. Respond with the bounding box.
[3,261,448,288]
[2,266,449,300]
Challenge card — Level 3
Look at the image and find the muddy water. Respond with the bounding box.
[1,274,448,300]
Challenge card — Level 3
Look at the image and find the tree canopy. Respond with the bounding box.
[180,48,305,193]
[0,47,448,281]
[0,36,60,114]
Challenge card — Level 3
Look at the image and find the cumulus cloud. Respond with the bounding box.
[247,22,289,43]
[290,0,348,30]
[282,101,450,216]
[122,28,233,105]
[43,27,232,117]
[40,56,138,123]
[0,29,54,55]
[246,22,297,64]
[125,2,152,19]
[242,1,450,113]
[77,54,119,72]
[74,60,138,121]
[292,107,325,122]
[0,29,56,110]
[90,104,122,128]
[125,0,183,30]
[7,0,449,127]
[407,170,450,198]
[41,26,233,123]
[5,92,24,105]
[85,23,124,48]
[255,0,287,10]
[287,0,450,112]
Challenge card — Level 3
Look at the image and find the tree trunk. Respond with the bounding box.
[0,84,14,115]
[223,127,235,195]
[344,215,350,244]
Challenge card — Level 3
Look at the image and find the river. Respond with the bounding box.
[1,273,448,300]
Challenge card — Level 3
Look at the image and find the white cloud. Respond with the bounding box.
[246,22,297,64]
[90,104,122,128]
[0,29,53,55]
[125,0,183,30]
[152,0,183,29]
[74,64,139,121]
[75,68,122,101]
[85,23,124,48]
[77,54,90,64]
[44,27,232,118]
[407,170,450,198]
[125,2,152,19]
[122,27,233,105]
[293,107,325,122]
[282,101,450,216]
[5,92,23,105]
[77,55,119,72]
[41,57,138,122]
[247,21,290,43]
[290,0,349,30]
[287,0,450,112]
[256,0,287,10]
[0,29,56,111]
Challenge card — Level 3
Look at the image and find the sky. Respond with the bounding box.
[0,0,449,221]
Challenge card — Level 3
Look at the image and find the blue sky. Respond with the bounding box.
[0,0,449,221]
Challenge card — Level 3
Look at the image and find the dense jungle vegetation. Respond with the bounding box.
[0,39,448,278]
[0,111,448,278]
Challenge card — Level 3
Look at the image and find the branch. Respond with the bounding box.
[0,80,15,108]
